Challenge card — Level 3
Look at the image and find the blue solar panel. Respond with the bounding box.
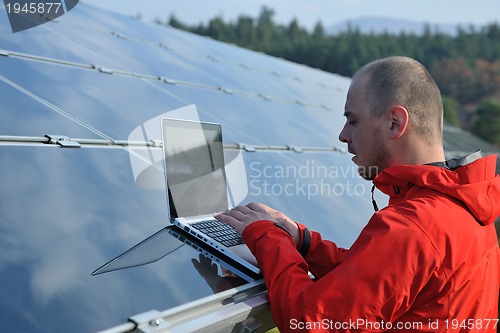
[1,2,494,333]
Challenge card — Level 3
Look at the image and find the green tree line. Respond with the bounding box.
[159,7,500,146]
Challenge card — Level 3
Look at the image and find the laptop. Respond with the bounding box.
[161,118,260,275]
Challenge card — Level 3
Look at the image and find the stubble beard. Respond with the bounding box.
[358,128,391,180]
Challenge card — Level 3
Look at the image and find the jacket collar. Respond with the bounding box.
[372,152,500,225]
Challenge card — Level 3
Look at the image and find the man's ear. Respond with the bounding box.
[389,105,409,139]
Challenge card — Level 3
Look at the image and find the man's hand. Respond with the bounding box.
[258,203,300,246]
[192,254,246,293]
[191,254,220,293]
[215,202,300,247]
[215,202,274,235]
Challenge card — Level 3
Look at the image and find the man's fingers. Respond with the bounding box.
[216,206,252,222]
[216,212,245,235]
[215,212,239,225]
[216,203,276,236]
[229,207,252,218]
[246,202,266,213]
[232,204,254,215]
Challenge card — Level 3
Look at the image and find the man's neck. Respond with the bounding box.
[391,142,445,166]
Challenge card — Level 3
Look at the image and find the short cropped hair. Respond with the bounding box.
[354,56,444,143]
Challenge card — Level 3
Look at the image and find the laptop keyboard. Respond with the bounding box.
[191,219,244,247]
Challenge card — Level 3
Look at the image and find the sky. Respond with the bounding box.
[81,0,500,30]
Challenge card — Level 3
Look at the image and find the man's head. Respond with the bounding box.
[339,56,445,180]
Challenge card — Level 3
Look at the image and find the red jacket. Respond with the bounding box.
[243,155,500,332]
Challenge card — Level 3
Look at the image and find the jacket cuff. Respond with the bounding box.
[242,220,294,253]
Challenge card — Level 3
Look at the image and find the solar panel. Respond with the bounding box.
[0,2,497,332]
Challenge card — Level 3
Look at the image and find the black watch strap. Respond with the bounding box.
[298,227,311,257]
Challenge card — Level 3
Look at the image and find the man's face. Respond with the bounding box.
[339,75,391,180]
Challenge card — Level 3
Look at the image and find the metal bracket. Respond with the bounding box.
[97,67,114,74]
[237,143,256,152]
[162,77,177,85]
[44,135,81,148]
[111,31,127,40]
[129,310,169,333]
[159,43,174,51]
[287,145,303,153]
[218,86,234,94]
[148,139,162,147]
[258,93,272,101]
[207,55,221,62]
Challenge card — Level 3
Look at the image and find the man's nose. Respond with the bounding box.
[338,123,350,143]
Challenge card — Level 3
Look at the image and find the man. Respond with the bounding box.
[216,56,500,332]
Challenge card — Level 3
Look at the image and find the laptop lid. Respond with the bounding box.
[91,226,260,280]
[91,226,184,276]
[161,118,229,220]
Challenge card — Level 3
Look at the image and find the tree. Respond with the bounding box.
[168,14,188,30]
[307,21,329,69]
[472,98,500,146]
[235,16,257,49]
[256,6,276,52]
[206,16,233,42]
[475,59,500,98]
[430,58,477,104]
[442,96,460,127]
[283,18,308,63]
[161,7,500,122]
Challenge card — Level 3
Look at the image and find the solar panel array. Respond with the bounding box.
[0,3,497,332]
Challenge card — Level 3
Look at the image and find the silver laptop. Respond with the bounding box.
[161,118,260,275]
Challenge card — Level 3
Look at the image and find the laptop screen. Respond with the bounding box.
[162,118,229,218]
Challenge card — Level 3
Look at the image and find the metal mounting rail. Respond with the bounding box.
[0,136,488,159]
[0,135,161,149]
[0,48,340,112]
[96,279,274,333]
[0,134,347,153]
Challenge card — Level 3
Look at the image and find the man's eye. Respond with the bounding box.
[349,120,357,125]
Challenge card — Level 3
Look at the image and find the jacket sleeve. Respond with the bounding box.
[242,210,437,333]
[296,222,349,279]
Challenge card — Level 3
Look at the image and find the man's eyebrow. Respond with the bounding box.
[343,111,352,118]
